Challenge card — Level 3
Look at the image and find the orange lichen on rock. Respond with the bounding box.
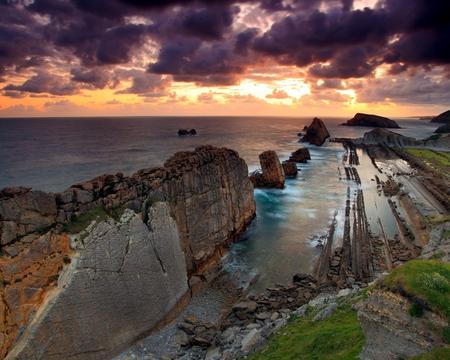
[0,231,70,358]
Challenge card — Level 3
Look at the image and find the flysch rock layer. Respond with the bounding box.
[5,204,190,360]
[0,145,256,359]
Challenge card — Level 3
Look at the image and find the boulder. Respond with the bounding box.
[289,148,311,163]
[300,117,330,146]
[430,110,450,124]
[282,161,298,176]
[249,150,285,189]
[341,113,400,128]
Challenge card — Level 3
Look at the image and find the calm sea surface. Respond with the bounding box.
[0,116,438,290]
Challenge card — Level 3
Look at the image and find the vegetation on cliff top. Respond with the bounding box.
[61,205,109,234]
[404,149,450,176]
[382,260,450,320]
[245,302,365,360]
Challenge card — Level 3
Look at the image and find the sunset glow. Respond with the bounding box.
[1,0,449,118]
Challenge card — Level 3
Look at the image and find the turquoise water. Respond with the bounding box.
[0,116,438,290]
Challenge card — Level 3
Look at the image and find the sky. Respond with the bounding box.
[1,0,449,118]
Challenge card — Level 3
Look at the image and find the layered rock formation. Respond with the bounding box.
[360,128,450,149]
[357,289,447,360]
[300,117,330,146]
[6,205,190,360]
[342,113,400,128]
[430,110,450,124]
[0,145,256,359]
[249,150,285,189]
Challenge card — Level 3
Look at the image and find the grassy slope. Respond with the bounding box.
[382,260,450,319]
[245,303,365,360]
[405,149,450,176]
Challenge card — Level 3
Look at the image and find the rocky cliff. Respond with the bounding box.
[300,117,330,146]
[357,289,447,359]
[342,113,400,128]
[430,110,450,124]
[0,145,256,359]
[359,128,450,149]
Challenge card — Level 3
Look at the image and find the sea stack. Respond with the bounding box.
[341,113,400,128]
[300,117,330,146]
[249,150,285,189]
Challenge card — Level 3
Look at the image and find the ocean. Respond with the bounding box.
[0,116,439,291]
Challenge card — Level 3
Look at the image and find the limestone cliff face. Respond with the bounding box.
[0,145,256,359]
[357,289,446,360]
[5,205,190,360]
[156,146,256,277]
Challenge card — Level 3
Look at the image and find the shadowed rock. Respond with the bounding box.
[289,148,311,163]
[282,161,298,176]
[300,117,330,146]
[430,110,450,124]
[434,124,450,133]
[178,129,197,135]
[341,113,400,128]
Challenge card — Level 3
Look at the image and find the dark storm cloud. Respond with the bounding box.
[1,0,450,96]
[70,68,111,89]
[114,70,171,94]
[3,72,80,95]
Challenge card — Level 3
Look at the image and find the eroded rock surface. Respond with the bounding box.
[300,117,330,146]
[249,150,285,189]
[0,145,256,359]
[5,205,190,360]
[357,289,447,360]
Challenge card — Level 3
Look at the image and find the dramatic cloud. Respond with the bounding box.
[0,0,449,115]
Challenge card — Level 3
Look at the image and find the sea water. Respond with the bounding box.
[0,116,438,291]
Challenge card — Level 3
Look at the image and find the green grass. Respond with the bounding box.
[409,347,450,359]
[61,206,109,234]
[381,260,450,319]
[405,149,450,176]
[245,305,365,360]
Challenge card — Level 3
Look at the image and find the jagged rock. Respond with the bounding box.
[241,329,261,352]
[249,150,285,189]
[178,129,197,135]
[4,205,190,360]
[430,109,450,124]
[300,117,330,146]
[342,113,400,128]
[282,161,298,176]
[434,123,450,133]
[357,289,446,360]
[289,148,311,163]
